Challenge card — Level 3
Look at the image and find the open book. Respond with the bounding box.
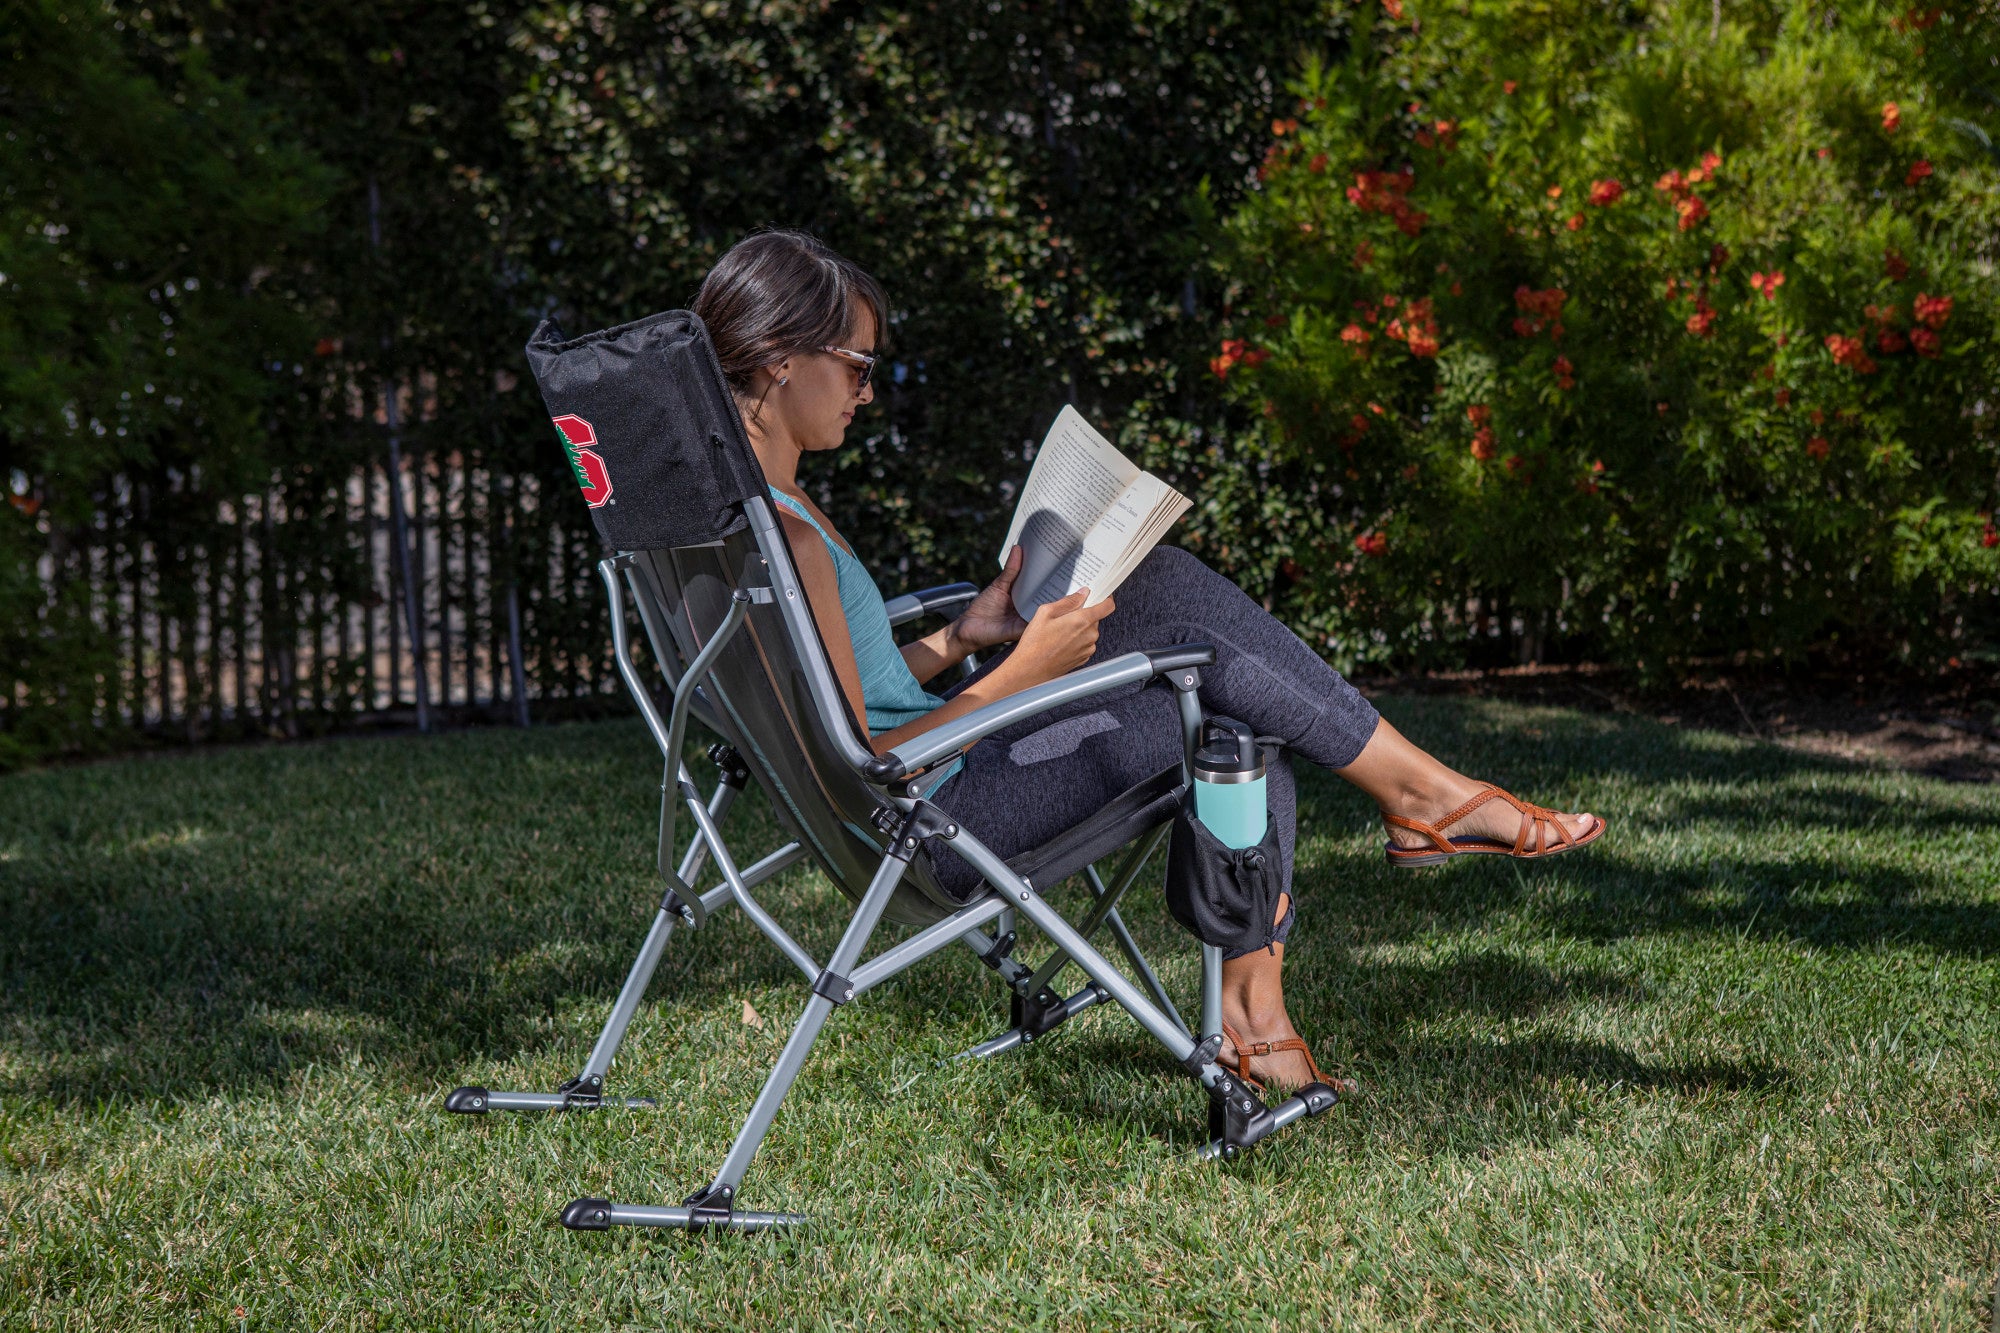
[998,405,1192,621]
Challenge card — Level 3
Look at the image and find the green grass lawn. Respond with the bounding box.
[2,698,1996,1329]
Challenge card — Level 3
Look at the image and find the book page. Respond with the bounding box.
[1088,474,1193,600]
[1000,406,1142,618]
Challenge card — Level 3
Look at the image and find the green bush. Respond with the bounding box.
[1204,0,2000,673]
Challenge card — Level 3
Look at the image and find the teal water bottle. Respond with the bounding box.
[1191,719,1267,850]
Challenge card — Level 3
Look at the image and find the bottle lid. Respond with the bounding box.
[1193,718,1264,781]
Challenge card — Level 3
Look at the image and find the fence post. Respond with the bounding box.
[369,170,430,734]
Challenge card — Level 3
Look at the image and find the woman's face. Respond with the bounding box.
[769,304,877,454]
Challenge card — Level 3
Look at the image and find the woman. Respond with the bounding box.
[693,230,1604,1094]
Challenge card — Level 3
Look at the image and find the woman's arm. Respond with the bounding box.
[871,589,1112,755]
[896,545,1031,686]
[779,510,875,737]
[784,514,1113,759]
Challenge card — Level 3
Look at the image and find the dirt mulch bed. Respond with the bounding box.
[1357,663,2000,784]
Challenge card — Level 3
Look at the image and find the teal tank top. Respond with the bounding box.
[768,489,963,789]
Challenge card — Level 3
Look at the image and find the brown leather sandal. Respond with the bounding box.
[1383,785,1605,869]
[1220,1021,1359,1097]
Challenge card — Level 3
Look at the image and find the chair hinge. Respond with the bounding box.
[811,970,856,1006]
[682,1181,735,1224]
[886,801,959,862]
[706,742,750,787]
[662,879,705,929]
[1179,1032,1224,1079]
[978,931,1017,971]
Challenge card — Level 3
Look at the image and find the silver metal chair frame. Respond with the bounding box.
[447,495,1343,1231]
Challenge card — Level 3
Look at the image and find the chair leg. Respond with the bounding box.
[957,825,1187,1056]
[447,776,806,1116]
[562,817,918,1230]
[947,826,1345,1162]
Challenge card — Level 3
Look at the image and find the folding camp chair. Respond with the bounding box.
[445,309,1344,1232]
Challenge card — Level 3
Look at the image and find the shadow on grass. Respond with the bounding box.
[0,702,1991,1116]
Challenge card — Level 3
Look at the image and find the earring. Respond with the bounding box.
[778,375,789,386]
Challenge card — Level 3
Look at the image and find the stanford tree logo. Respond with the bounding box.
[551,414,613,508]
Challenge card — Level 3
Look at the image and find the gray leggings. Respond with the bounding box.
[927,546,1381,957]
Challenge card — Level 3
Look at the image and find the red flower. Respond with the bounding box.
[1806,437,1830,459]
[1817,147,1832,160]
[1308,152,1329,174]
[1885,250,1910,280]
[1470,427,1497,460]
[1686,305,1717,337]
[1913,292,1953,329]
[1983,521,1999,548]
[1675,195,1709,230]
[1774,388,1791,406]
[1749,270,1786,300]
[1877,328,1909,354]
[1352,239,1375,269]
[1547,184,1564,199]
[1502,80,1518,95]
[1809,408,1825,425]
[1553,354,1575,390]
[1655,169,1687,194]
[1210,338,1247,379]
[1271,117,1299,136]
[1381,0,1405,18]
[1910,326,1941,357]
[1241,347,1270,368]
[1701,151,1722,172]
[1906,159,1933,185]
[1466,404,1492,426]
[314,337,338,357]
[1587,179,1624,206]
[1350,413,1370,433]
[1882,102,1902,133]
[1824,334,1878,373]
[1355,531,1389,556]
[1340,323,1372,348]
[1566,213,1585,231]
[1347,168,1426,235]
[1514,285,1567,323]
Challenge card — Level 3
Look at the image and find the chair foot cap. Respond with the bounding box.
[561,1197,614,1231]
[444,1085,489,1114]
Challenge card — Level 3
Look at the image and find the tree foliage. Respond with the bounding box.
[0,0,327,763]
[1208,0,2000,673]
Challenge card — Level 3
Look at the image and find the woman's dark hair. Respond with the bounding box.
[692,230,887,399]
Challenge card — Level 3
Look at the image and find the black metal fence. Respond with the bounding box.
[12,426,625,749]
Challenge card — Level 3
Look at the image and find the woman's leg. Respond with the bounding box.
[1087,547,1598,852]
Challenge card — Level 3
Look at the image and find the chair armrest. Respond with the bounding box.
[883,582,980,628]
[860,643,1216,783]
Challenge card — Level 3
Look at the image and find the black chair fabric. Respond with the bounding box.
[525,311,767,550]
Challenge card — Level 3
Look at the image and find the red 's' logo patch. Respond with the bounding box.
[552,414,613,508]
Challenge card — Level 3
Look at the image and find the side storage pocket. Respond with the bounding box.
[1163,793,1284,954]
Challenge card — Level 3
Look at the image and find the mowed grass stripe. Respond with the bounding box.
[1,698,1995,1328]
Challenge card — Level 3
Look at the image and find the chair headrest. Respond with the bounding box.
[524,309,768,549]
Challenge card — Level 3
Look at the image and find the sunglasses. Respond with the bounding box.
[819,344,877,390]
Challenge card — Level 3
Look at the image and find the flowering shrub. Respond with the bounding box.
[1202,0,1999,672]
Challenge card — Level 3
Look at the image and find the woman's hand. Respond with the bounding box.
[948,545,1031,655]
[994,587,1116,690]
